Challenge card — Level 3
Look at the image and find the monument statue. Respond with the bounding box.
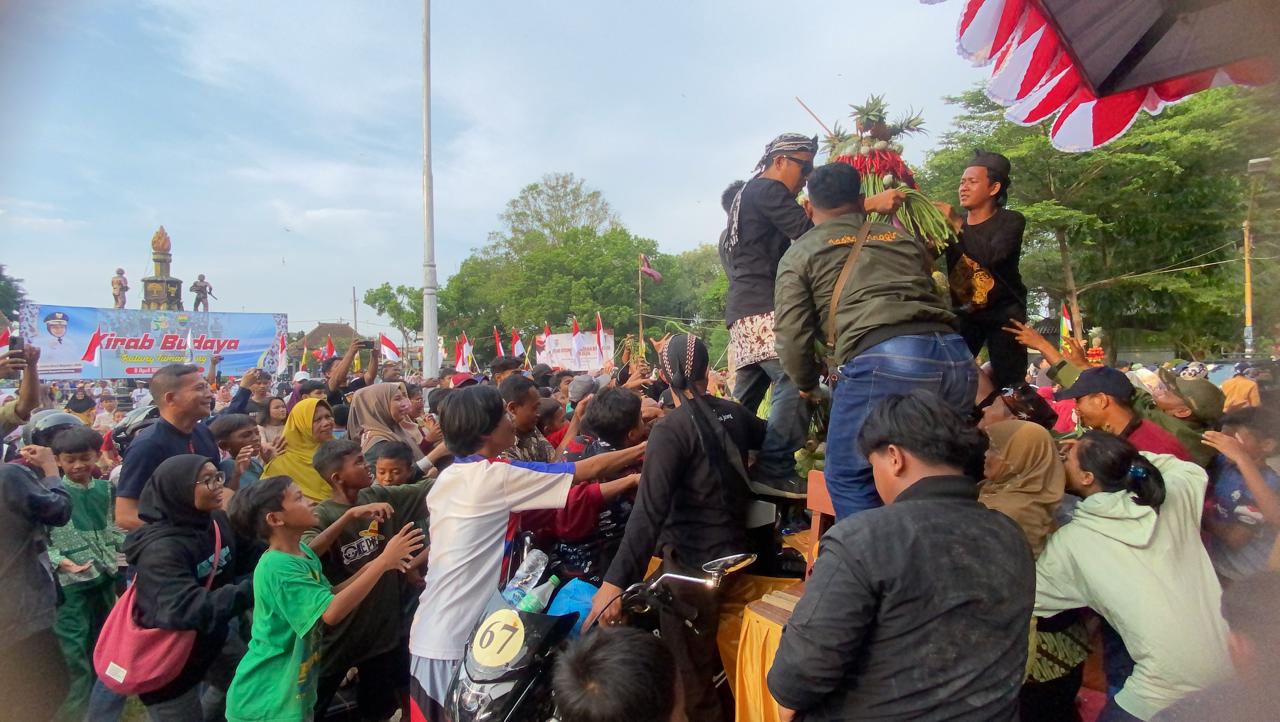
[141,225,184,310]
[190,274,216,313]
[111,268,129,309]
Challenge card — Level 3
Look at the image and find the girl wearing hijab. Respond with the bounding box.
[122,454,255,720]
[1035,433,1231,721]
[256,397,287,446]
[980,420,1065,557]
[261,397,335,502]
[979,420,1082,721]
[590,334,766,722]
[347,383,423,468]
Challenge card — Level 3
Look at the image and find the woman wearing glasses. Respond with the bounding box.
[123,454,257,721]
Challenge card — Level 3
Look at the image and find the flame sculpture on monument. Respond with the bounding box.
[141,226,184,310]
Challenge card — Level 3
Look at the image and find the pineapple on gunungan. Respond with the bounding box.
[821,95,960,258]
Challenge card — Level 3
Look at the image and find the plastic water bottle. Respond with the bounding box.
[515,575,561,614]
[502,550,549,606]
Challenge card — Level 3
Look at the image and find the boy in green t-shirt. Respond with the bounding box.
[224,475,424,722]
[48,426,123,722]
[305,439,434,719]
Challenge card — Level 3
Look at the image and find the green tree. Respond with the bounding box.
[363,283,424,348]
[489,172,619,253]
[0,265,25,322]
[919,85,1280,358]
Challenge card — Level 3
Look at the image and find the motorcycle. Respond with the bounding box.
[444,552,757,722]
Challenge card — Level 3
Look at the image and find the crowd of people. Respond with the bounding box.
[0,133,1276,722]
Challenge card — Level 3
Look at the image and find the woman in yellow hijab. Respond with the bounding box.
[261,397,335,501]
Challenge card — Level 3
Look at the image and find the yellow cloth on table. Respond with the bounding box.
[716,574,796,695]
[734,603,787,722]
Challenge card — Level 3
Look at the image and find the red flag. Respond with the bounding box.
[537,322,551,350]
[80,325,107,366]
[492,327,505,357]
[453,337,465,372]
[324,335,336,360]
[511,329,525,358]
[378,333,402,362]
[640,254,663,283]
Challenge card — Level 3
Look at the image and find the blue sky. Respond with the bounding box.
[0,1,986,335]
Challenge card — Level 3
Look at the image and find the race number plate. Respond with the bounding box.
[471,608,527,668]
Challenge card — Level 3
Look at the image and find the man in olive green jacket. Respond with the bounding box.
[774,164,976,519]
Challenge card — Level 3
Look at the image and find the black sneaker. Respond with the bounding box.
[747,474,808,499]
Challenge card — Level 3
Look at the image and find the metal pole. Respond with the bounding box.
[1243,214,1254,358]
[1242,158,1271,359]
[421,0,440,375]
[352,286,358,335]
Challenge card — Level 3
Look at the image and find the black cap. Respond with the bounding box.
[43,311,69,324]
[1054,366,1135,403]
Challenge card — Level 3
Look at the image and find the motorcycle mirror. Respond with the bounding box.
[701,553,756,577]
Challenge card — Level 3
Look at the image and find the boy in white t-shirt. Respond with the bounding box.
[408,385,644,718]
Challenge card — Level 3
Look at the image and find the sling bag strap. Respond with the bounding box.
[203,520,223,589]
[824,220,874,349]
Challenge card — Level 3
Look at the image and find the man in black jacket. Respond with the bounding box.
[768,391,1034,721]
[0,417,74,720]
[590,334,764,722]
[720,134,904,498]
[945,150,1028,388]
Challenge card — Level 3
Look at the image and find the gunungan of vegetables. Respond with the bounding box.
[825,95,958,252]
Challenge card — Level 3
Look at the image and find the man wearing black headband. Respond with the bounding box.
[946,149,1028,388]
[720,133,903,498]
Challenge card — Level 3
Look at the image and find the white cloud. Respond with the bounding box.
[2,0,990,336]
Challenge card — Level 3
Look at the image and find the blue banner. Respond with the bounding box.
[18,303,287,380]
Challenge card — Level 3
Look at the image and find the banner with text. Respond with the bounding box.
[18,303,287,380]
[536,331,614,372]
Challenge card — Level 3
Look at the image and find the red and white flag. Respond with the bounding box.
[594,312,606,365]
[378,333,401,362]
[537,322,551,350]
[511,329,525,358]
[324,335,337,360]
[81,325,107,367]
[571,317,585,365]
[492,327,505,357]
[0,327,9,354]
[639,254,663,283]
[453,337,466,372]
[275,334,288,376]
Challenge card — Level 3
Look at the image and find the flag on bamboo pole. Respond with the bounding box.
[640,254,663,283]
[492,327,505,357]
[511,329,525,358]
[594,312,606,365]
[1060,303,1074,351]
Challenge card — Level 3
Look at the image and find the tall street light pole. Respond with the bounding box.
[1244,157,1271,359]
[421,0,439,375]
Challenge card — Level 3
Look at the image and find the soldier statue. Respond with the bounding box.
[190,274,216,313]
[111,268,129,308]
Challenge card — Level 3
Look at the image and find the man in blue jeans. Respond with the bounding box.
[720,134,904,498]
[775,163,976,519]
